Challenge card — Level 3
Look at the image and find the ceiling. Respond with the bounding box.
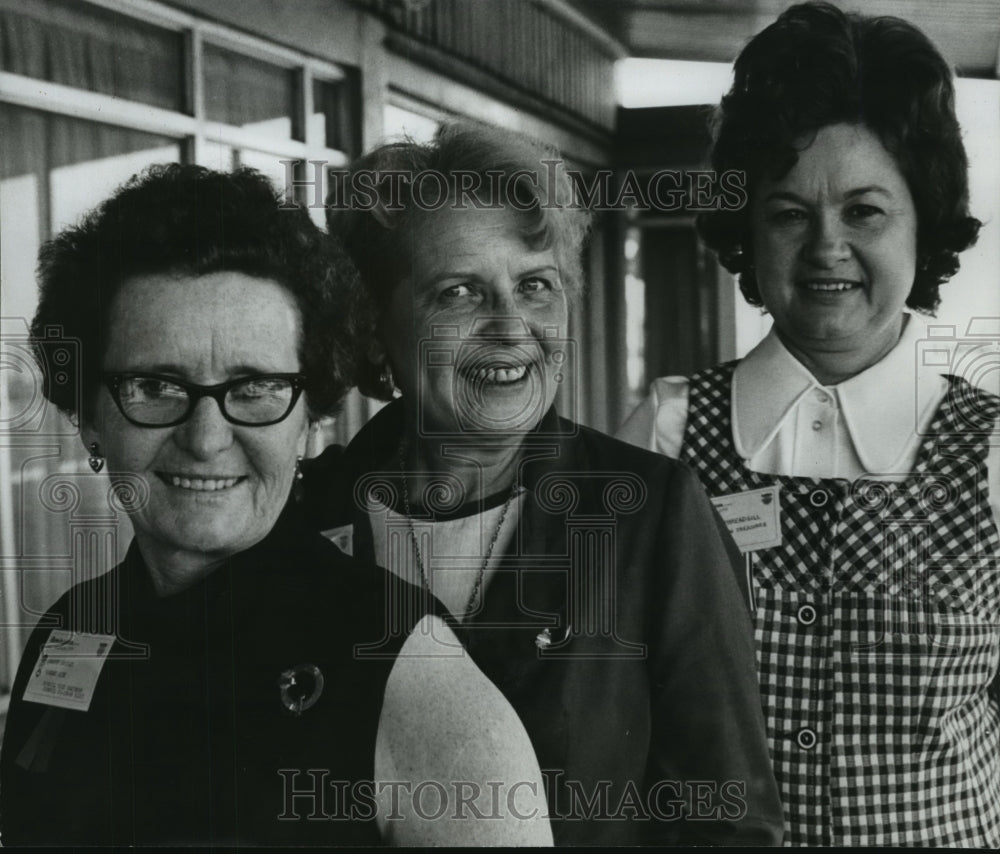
[568,0,1000,77]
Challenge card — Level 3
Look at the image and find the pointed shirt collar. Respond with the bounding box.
[732,315,944,473]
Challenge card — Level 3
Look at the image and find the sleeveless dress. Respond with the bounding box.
[0,506,438,845]
[680,361,1000,846]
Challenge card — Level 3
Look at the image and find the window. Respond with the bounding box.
[314,74,362,155]
[203,43,297,141]
[0,0,184,110]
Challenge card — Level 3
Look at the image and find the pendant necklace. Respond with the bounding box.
[397,441,518,617]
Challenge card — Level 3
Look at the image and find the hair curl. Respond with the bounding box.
[327,121,591,400]
[697,0,981,313]
[32,163,360,423]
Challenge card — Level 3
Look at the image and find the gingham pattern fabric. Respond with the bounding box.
[681,361,1000,846]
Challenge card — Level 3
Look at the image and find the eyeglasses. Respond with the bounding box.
[102,373,307,427]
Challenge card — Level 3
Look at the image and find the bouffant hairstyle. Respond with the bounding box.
[697,0,981,313]
[32,163,360,423]
[327,121,591,400]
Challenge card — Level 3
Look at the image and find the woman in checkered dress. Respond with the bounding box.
[618,1,999,846]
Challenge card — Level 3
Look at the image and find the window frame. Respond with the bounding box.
[0,0,351,167]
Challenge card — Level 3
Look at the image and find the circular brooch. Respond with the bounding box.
[278,663,324,716]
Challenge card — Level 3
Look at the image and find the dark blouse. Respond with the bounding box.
[0,506,436,846]
[301,401,785,846]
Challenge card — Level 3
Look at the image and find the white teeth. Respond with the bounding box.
[475,364,528,383]
[167,475,240,491]
[803,281,856,292]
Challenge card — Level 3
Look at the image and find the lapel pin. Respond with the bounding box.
[535,624,572,650]
[278,663,324,716]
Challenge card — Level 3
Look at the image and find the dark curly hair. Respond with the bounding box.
[32,163,360,423]
[697,1,981,313]
[327,121,591,400]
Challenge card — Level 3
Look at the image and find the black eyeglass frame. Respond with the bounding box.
[101,372,308,428]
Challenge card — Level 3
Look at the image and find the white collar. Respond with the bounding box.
[732,315,945,472]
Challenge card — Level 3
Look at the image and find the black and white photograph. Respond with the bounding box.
[0,0,999,846]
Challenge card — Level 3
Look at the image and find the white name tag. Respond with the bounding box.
[321,524,354,557]
[710,485,782,553]
[22,630,115,712]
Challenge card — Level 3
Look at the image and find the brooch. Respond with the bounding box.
[535,624,572,650]
[278,663,324,716]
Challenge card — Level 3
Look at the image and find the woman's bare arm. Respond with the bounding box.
[375,615,553,846]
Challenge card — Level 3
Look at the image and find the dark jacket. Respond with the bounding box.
[302,400,785,845]
[0,505,437,846]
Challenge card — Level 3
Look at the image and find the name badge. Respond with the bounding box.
[22,630,115,712]
[321,524,354,556]
[710,485,782,553]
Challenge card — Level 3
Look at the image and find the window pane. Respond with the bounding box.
[0,0,184,111]
[203,43,296,141]
[198,141,237,172]
[1,104,180,312]
[312,73,360,156]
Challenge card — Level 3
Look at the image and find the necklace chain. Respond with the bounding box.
[397,442,518,618]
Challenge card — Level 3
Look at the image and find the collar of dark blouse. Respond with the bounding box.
[300,398,584,524]
[117,501,313,626]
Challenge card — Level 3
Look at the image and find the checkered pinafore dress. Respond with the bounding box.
[681,362,1000,846]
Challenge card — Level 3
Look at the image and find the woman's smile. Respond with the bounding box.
[466,363,530,385]
[156,472,247,492]
[459,344,539,387]
[797,278,863,294]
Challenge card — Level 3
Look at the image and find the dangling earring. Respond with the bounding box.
[380,362,395,392]
[293,455,304,503]
[88,442,105,473]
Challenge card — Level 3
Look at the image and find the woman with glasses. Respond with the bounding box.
[0,164,551,846]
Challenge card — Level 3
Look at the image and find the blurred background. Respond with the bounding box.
[1,0,999,720]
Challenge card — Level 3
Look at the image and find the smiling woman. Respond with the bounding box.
[750,122,920,384]
[304,122,784,845]
[90,271,308,594]
[0,164,553,846]
[382,203,568,440]
[617,2,1000,846]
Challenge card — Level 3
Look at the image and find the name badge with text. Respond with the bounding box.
[710,485,782,553]
[22,630,115,712]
